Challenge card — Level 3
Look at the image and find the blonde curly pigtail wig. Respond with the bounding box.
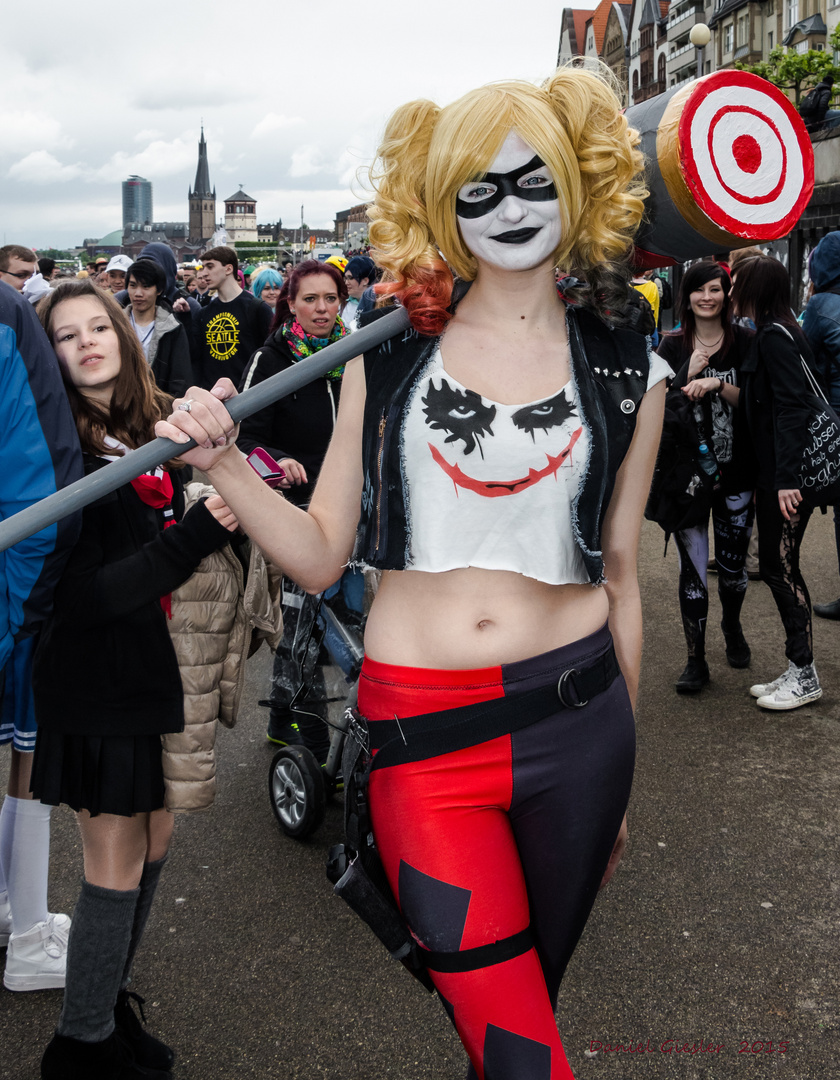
[542,65,648,317]
[368,100,456,336]
[369,65,648,333]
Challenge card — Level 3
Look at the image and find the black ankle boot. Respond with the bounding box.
[675,657,710,693]
[114,991,175,1071]
[41,1029,172,1079]
[722,624,751,668]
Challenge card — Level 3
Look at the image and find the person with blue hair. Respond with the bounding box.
[251,267,284,314]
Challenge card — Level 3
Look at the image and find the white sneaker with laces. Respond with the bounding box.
[756,662,822,711]
[750,662,794,699]
[0,891,10,948]
[3,912,71,991]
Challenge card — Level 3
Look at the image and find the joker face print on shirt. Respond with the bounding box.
[401,348,590,584]
[421,376,581,496]
[456,132,562,273]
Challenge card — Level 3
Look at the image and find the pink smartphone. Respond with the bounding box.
[246,447,286,489]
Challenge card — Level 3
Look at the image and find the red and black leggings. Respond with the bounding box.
[358,624,635,1080]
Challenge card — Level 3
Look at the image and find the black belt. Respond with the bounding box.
[367,644,621,771]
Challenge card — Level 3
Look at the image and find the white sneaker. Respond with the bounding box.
[756,662,822,711]
[3,912,71,991]
[0,891,10,948]
[750,662,794,699]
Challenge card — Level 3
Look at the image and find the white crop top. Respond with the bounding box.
[401,345,670,585]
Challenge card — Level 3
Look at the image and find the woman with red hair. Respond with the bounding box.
[238,259,352,754]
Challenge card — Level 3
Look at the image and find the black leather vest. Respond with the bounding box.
[352,301,651,585]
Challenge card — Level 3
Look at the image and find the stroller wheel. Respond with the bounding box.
[268,746,326,839]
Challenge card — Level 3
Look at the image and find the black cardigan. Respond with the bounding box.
[740,323,815,491]
[656,325,757,494]
[33,457,232,737]
[237,331,342,507]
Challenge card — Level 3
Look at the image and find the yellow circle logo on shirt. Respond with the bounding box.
[206,312,240,361]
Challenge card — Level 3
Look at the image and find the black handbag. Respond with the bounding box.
[776,325,840,506]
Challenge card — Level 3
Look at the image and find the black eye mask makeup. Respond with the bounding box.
[456,155,558,219]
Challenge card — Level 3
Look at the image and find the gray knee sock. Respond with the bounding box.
[58,879,139,1042]
[121,855,167,990]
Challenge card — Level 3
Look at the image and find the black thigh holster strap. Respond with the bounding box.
[422,926,534,974]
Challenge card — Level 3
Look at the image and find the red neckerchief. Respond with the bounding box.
[130,470,175,618]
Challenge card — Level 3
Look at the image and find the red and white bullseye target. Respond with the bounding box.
[680,70,813,239]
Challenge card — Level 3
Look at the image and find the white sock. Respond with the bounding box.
[0,795,51,934]
[0,796,10,896]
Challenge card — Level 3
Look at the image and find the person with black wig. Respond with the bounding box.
[655,261,755,692]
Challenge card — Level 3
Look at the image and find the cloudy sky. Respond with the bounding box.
[0,0,600,251]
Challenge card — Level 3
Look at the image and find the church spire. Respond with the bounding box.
[189,124,217,242]
[192,125,212,198]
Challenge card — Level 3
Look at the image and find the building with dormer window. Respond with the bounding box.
[709,0,766,71]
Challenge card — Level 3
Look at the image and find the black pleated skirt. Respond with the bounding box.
[31,729,165,817]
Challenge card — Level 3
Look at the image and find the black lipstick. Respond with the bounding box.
[490,227,541,244]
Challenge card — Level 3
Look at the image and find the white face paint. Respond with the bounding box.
[456,132,562,273]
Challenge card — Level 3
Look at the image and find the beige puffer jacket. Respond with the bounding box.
[162,483,283,812]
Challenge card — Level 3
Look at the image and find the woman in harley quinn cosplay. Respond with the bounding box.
[158,67,669,1080]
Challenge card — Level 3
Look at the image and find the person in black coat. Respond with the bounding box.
[237,260,350,755]
[32,280,236,1080]
[801,74,840,130]
[733,257,823,711]
[121,258,193,397]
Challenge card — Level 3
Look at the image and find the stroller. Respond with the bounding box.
[267,586,364,840]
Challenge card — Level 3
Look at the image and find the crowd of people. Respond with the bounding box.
[0,59,838,1080]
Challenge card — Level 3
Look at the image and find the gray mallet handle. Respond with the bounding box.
[0,306,411,553]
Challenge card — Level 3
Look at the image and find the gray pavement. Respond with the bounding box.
[1,512,839,1080]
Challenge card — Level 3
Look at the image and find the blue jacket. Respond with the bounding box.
[0,282,82,671]
[802,231,840,409]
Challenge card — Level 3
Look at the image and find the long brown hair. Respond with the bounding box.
[38,280,175,458]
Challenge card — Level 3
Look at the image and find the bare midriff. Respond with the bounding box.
[363,566,610,670]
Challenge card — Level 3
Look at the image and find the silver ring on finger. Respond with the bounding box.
[177,398,195,413]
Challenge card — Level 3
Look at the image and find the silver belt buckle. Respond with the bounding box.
[557,667,588,709]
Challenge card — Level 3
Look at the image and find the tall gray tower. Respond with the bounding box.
[189,127,216,241]
[122,175,153,227]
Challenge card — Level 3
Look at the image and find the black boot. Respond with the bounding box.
[41,1029,172,1079]
[722,624,751,668]
[676,657,710,693]
[114,991,175,1072]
